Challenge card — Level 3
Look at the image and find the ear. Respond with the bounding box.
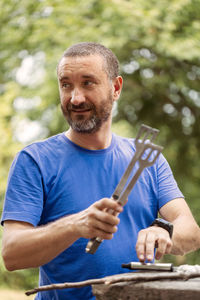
[112,76,123,102]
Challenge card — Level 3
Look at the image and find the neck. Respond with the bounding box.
[65,120,112,150]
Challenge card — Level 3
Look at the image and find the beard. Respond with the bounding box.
[61,92,113,134]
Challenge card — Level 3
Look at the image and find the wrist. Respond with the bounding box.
[150,218,173,238]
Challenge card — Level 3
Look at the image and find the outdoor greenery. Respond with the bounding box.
[1,0,200,290]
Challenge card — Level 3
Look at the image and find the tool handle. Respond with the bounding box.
[85,236,103,254]
[122,262,173,271]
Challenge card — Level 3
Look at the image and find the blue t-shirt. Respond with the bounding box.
[1,133,183,300]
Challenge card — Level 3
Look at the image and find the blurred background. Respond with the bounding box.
[1,0,200,298]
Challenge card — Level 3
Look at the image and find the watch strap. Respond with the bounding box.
[150,218,173,238]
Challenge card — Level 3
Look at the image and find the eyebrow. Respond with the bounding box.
[82,75,97,79]
[59,74,98,81]
[59,76,70,81]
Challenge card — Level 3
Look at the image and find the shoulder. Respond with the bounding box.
[113,133,135,152]
[24,133,65,152]
[113,133,168,161]
[20,133,70,159]
[12,133,70,170]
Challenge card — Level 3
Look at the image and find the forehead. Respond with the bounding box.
[57,54,107,79]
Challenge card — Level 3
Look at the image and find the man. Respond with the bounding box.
[1,42,200,300]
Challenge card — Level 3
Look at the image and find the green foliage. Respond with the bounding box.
[1,0,200,289]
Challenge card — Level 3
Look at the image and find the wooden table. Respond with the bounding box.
[92,272,200,300]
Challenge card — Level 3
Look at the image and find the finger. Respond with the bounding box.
[94,208,121,226]
[95,198,123,214]
[155,241,167,260]
[166,239,173,254]
[94,217,119,234]
[92,228,114,240]
[93,221,118,240]
[155,238,172,260]
[135,230,147,262]
[145,232,156,262]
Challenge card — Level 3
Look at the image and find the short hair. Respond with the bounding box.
[58,42,119,79]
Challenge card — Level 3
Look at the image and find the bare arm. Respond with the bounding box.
[160,198,200,255]
[2,198,123,271]
[136,198,200,262]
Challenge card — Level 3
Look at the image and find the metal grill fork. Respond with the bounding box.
[85,124,164,254]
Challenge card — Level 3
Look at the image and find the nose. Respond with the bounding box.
[70,88,86,106]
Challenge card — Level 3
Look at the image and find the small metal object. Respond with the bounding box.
[122,262,174,272]
[85,124,163,254]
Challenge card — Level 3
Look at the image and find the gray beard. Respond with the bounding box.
[67,114,102,134]
[61,97,112,134]
[66,109,110,134]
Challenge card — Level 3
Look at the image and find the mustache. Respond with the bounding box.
[67,102,95,111]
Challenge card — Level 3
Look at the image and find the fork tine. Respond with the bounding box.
[117,144,163,206]
[140,144,163,167]
[150,129,159,142]
[144,147,154,161]
[135,124,147,140]
[135,124,159,144]
[151,147,163,164]
[141,147,155,161]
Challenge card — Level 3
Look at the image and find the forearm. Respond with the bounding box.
[2,198,122,271]
[171,216,200,255]
[159,198,200,256]
[2,215,80,271]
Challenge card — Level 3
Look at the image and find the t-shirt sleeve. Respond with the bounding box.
[156,153,184,209]
[1,150,44,226]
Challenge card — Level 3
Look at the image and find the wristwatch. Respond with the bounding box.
[150,218,173,238]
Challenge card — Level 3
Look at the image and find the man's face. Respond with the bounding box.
[57,55,115,134]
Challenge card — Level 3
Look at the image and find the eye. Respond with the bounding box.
[83,80,93,87]
[61,82,71,89]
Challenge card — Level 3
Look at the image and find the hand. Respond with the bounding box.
[135,226,173,262]
[74,198,123,240]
